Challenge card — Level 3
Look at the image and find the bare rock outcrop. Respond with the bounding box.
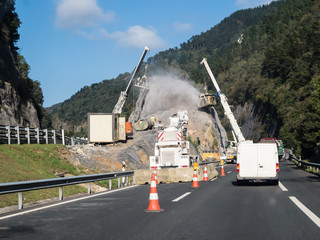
[0,82,40,127]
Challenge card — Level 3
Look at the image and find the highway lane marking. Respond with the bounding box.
[172,192,191,202]
[227,171,232,174]
[289,196,320,228]
[0,185,138,221]
[278,181,288,191]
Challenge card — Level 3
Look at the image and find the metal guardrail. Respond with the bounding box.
[0,125,87,146]
[289,154,320,174]
[0,171,134,210]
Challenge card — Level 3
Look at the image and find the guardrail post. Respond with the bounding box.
[44,129,48,144]
[87,183,91,195]
[109,179,112,190]
[71,137,74,146]
[26,127,30,144]
[18,192,23,209]
[122,162,125,186]
[36,128,40,144]
[15,126,20,144]
[6,126,11,144]
[59,187,63,200]
[126,176,128,186]
[118,177,121,188]
[52,130,56,144]
[62,129,65,145]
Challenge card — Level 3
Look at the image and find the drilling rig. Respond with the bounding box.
[87,47,150,144]
[201,58,279,184]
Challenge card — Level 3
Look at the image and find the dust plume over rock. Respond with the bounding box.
[140,73,200,118]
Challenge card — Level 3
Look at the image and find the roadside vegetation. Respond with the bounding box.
[0,144,88,208]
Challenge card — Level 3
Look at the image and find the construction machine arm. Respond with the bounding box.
[201,58,246,142]
[112,46,150,114]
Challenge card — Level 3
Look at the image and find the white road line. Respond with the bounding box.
[0,185,138,221]
[227,171,232,174]
[289,196,320,228]
[211,177,217,182]
[172,192,191,202]
[279,181,288,191]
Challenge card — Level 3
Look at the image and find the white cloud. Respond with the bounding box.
[100,25,166,49]
[55,0,114,29]
[236,0,275,8]
[173,22,193,33]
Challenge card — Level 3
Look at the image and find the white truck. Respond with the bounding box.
[201,58,279,185]
[149,111,196,169]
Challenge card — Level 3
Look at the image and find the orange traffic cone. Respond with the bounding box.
[192,170,200,188]
[153,167,158,184]
[220,165,226,176]
[203,164,208,181]
[146,173,163,212]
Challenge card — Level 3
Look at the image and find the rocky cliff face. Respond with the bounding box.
[0,82,39,127]
[232,102,281,141]
[0,1,40,128]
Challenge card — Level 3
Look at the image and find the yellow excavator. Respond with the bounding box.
[197,85,219,110]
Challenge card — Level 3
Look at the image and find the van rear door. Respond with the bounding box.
[238,143,258,178]
[257,143,278,178]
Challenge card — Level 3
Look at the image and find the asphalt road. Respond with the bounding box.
[0,160,320,239]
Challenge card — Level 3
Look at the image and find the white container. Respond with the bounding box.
[88,113,125,143]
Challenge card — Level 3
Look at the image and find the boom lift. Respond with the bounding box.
[112,46,150,114]
[201,58,245,143]
[200,58,279,184]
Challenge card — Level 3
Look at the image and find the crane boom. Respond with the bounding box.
[112,46,150,114]
[201,58,246,142]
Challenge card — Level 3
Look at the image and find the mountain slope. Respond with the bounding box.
[48,0,320,159]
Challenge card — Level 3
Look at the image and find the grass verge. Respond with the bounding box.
[0,144,88,208]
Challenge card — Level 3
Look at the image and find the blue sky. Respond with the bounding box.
[15,0,274,107]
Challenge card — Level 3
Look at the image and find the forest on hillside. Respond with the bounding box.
[48,0,320,159]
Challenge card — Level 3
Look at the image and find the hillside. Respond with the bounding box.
[48,0,320,159]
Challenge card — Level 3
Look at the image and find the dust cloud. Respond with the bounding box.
[140,73,200,117]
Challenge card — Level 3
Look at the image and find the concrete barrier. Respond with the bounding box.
[134,164,219,184]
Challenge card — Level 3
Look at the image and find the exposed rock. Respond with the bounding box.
[0,82,40,127]
[66,130,157,171]
[232,102,281,141]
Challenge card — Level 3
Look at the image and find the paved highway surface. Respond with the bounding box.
[0,160,319,239]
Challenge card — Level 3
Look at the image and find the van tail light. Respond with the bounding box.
[237,163,239,173]
[276,163,279,172]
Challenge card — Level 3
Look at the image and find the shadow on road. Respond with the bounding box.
[231,181,278,187]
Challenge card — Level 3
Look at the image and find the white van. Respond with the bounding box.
[236,141,279,185]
